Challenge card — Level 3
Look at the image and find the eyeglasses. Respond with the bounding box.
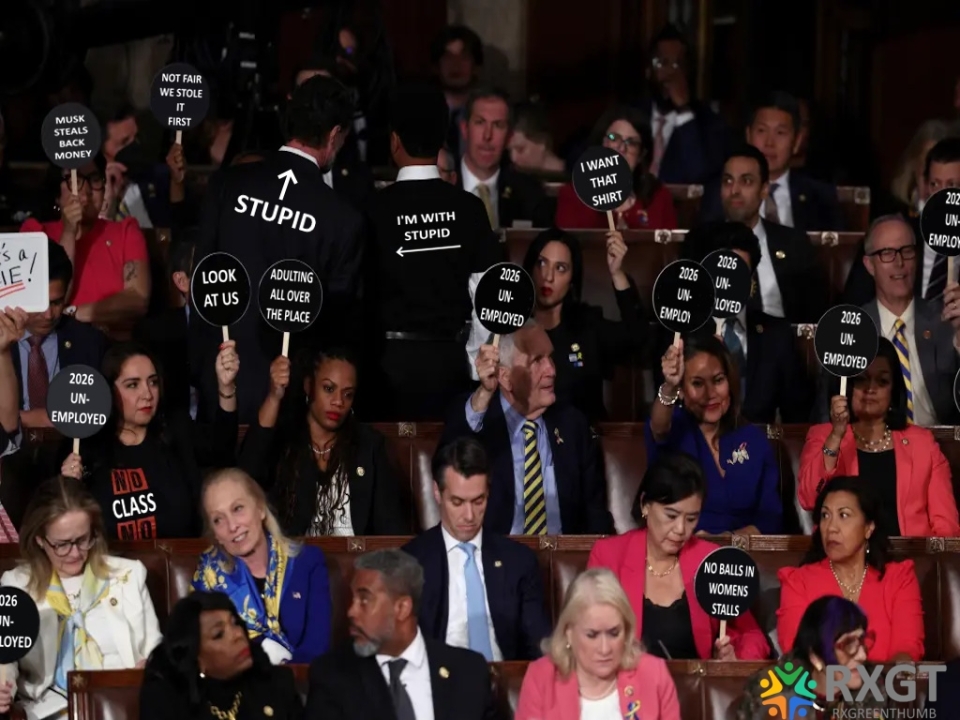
[835,630,876,657]
[61,173,105,191]
[43,533,96,557]
[651,57,682,71]
[867,245,916,263]
[605,132,642,151]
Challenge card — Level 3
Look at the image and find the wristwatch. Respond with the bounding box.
[64,306,77,317]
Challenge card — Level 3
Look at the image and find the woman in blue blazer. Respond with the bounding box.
[192,468,332,664]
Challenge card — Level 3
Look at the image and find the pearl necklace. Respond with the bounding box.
[853,426,891,452]
[646,558,678,577]
[830,561,867,598]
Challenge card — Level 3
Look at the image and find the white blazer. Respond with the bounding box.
[0,555,162,720]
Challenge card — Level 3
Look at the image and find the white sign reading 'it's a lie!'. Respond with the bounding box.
[233,166,316,233]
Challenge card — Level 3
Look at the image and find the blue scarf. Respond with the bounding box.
[192,533,294,653]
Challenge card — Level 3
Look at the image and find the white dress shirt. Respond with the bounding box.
[460,160,500,230]
[279,145,320,167]
[440,526,503,660]
[876,300,937,425]
[751,218,785,318]
[651,105,695,155]
[762,170,795,228]
[376,629,435,720]
[580,690,620,720]
[121,183,152,229]
[397,165,442,182]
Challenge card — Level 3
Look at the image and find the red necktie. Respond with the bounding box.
[27,335,50,410]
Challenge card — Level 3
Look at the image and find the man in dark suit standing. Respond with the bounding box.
[716,145,827,323]
[456,87,552,229]
[700,91,842,231]
[676,221,811,423]
[363,84,501,421]
[403,437,550,660]
[307,548,499,720]
[193,75,364,422]
[12,240,108,428]
[442,321,614,535]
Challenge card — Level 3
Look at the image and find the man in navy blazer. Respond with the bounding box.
[404,436,551,660]
[442,321,613,535]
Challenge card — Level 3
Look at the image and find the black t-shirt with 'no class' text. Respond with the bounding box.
[88,436,199,540]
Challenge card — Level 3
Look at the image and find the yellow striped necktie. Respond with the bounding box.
[892,319,914,424]
[522,420,547,535]
[117,198,131,219]
[476,183,496,229]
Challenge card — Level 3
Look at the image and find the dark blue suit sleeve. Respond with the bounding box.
[516,547,551,659]
[291,548,333,663]
[753,435,783,534]
[579,417,614,534]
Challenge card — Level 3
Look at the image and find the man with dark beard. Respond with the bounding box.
[306,549,499,720]
[431,26,484,163]
[635,23,728,185]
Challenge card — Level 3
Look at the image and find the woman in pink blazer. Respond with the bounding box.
[516,568,680,720]
[587,453,770,660]
[799,339,959,537]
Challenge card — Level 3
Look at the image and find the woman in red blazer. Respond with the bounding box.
[798,338,959,537]
[516,567,680,720]
[587,453,770,661]
[555,106,677,230]
[778,475,925,662]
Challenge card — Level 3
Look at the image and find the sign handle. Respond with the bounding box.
[175,130,183,146]
[714,317,723,336]
[72,438,80,455]
[840,377,847,396]
[949,257,956,287]
[221,326,229,343]
[70,169,78,196]
[673,331,681,347]
[719,619,727,640]
[492,334,500,348]
[606,210,616,232]
[282,332,290,358]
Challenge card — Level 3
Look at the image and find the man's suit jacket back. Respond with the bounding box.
[306,635,499,720]
[440,392,614,535]
[402,525,551,661]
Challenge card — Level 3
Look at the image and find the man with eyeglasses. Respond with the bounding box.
[815,215,960,426]
[637,23,727,185]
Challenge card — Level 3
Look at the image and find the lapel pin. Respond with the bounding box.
[799,194,807,202]
[64,341,72,349]
[110,598,118,606]
[554,428,563,444]
[494,560,502,568]
[106,241,112,247]
[439,667,450,678]
[293,591,301,599]
[264,707,274,717]
[571,343,580,352]
[756,325,763,334]
[775,250,786,259]
[357,467,365,477]
[341,168,349,176]
[923,330,932,339]
[503,186,512,199]
[902,438,908,445]
[625,686,634,697]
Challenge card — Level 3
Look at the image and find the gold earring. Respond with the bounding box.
[641,510,648,519]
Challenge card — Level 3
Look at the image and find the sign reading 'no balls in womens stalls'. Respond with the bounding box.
[571,146,634,212]
[190,252,252,328]
[0,587,40,664]
[150,62,210,133]
[46,365,112,439]
[652,260,715,335]
[920,187,960,257]
[474,263,536,336]
[693,546,759,620]
[259,259,324,332]
[41,103,102,170]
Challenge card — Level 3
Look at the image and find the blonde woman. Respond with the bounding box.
[192,468,332,665]
[890,119,955,215]
[0,476,161,720]
[516,568,681,720]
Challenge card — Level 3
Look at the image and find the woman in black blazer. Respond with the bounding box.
[521,227,645,421]
[140,592,302,720]
[60,340,238,539]
[239,347,410,536]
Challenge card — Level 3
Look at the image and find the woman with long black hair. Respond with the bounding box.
[239,348,410,536]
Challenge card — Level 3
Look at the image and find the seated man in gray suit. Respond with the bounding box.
[814,214,960,425]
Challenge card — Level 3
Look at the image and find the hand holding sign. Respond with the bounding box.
[47,365,112,455]
[0,234,49,313]
[702,249,751,336]
[694,546,760,643]
[150,63,210,145]
[259,259,324,357]
[652,259,715,346]
[41,103,102,195]
[191,253,251,342]
[572,146,634,231]
[474,263,536,347]
[0,586,40,685]
[920,187,960,289]
[814,305,879,396]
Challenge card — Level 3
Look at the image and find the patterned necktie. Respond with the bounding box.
[457,542,493,660]
[27,335,50,410]
[522,420,547,535]
[650,115,666,176]
[927,254,948,302]
[723,318,746,399]
[764,183,781,224]
[476,184,496,229]
[387,659,416,720]
[893,319,914,424]
[117,197,131,220]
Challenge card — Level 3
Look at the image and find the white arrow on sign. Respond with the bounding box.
[396,244,461,257]
[278,169,298,201]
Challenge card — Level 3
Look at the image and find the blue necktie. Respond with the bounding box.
[458,542,493,660]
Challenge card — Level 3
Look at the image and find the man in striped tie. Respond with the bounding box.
[440,320,614,536]
[844,214,960,426]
